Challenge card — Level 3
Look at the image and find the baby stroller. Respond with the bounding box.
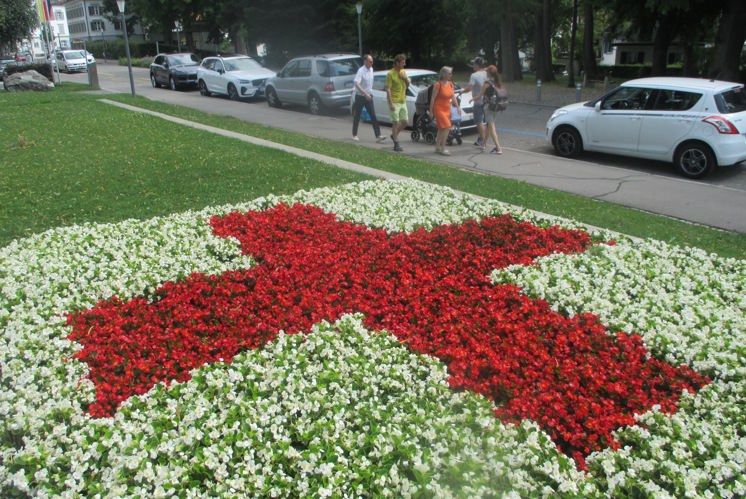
[411,86,437,144]
[410,85,463,146]
[446,100,463,147]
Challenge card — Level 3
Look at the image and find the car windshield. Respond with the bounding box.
[409,73,439,91]
[170,54,200,65]
[63,52,84,60]
[715,87,746,114]
[224,57,263,72]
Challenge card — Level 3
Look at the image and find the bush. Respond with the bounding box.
[3,62,54,81]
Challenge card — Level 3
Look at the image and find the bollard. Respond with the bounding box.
[576,83,582,102]
[87,61,100,89]
[604,76,610,90]
[536,79,542,102]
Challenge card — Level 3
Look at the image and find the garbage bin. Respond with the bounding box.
[87,61,100,90]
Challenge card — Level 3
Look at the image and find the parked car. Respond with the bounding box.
[15,52,32,63]
[79,50,95,64]
[264,54,362,114]
[52,50,88,73]
[1,56,16,74]
[546,77,746,179]
[197,55,275,100]
[350,69,476,130]
[149,53,201,91]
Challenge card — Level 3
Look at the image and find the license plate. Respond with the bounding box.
[345,81,353,88]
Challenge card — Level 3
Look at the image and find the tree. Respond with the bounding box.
[710,0,746,81]
[533,0,555,82]
[581,0,598,77]
[0,0,38,50]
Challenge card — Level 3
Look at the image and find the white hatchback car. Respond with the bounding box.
[351,69,475,129]
[197,55,275,100]
[546,77,746,178]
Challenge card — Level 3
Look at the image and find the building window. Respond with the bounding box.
[113,20,122,30]
[89,5,103,16]
[55,11,64,21]
[91,20,105,31]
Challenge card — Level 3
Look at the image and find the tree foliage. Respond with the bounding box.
[0,0,38,50]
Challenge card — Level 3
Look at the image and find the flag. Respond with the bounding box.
[44,0,52,22]
[35,0,45,21]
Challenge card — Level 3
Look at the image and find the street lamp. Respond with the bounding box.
[116,0,136,97]
[355,2,363,56]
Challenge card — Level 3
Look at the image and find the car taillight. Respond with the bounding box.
[702,116,739,134]
[323,82,335,92]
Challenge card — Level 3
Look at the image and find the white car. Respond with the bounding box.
[351,69,475,129]
[546,77,746,179]
[197,55,276,100]
[52,50,88,73]
[79,51,95,64]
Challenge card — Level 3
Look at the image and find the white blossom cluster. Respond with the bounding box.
[0,179,742,497]
[491,239,746,496]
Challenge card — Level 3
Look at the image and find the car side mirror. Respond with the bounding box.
[218,68,224,75]
[594,101,602,112]
[163,62,169,68]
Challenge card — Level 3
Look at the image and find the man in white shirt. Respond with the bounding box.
[352,54,387,142]
[460,56,488,148]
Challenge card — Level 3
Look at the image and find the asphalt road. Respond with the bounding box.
[56,63,746,234]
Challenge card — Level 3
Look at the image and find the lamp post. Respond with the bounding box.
[355,2,363,56]
[116,0,136,97]
[101,27,106,62]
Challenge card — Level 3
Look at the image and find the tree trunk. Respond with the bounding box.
[542,0,555,81]
[651,12,676,76]
[512,24,523,81]
[568,0,578,87]
[499,13,517,81]
[582,0,598,77]
[534,1,554,82]
[711,0,746,81]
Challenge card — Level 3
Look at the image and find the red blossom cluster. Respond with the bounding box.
[67,203,707,467]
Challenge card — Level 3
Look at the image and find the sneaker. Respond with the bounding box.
[376,135,387,143]
[474,137,483,147]
[439,149,451,156]
[352,136,359,141]
[394,142,403,152]
[490,147,503,155]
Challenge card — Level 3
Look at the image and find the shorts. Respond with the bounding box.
[389,102,408,124]
[472,101,484,123]
[484,106,499,124]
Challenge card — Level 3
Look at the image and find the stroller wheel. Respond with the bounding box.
[457,138,463,145]
[446,138,453,146]
[411,130,420,142]
[424,131,436,145]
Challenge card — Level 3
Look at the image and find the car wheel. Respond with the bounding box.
[308,92,324,115]
[169,77,177,91]
[228,83,239,101]
[674,141,715,179]
[198,80,210,96]
[552,126,583,158]
[266,87,282,108]
[151,73,160,88]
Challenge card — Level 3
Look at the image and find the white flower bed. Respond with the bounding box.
[1,179,744,497]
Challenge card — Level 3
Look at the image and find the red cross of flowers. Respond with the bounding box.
[68,203,707,468]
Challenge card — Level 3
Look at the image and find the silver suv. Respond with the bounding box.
[264,54,362,114]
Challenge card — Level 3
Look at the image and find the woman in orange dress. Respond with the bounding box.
[429,66,461,156]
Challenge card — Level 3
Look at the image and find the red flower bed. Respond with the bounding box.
[68,204,707,467]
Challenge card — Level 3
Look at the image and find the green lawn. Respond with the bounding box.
[1,86,744,259]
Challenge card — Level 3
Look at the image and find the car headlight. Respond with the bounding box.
[548,109,568,122]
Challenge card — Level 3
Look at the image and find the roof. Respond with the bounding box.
[623,77,744,92]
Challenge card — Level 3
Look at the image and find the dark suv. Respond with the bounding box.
[149,53,201,91]
[264,54,362,114]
